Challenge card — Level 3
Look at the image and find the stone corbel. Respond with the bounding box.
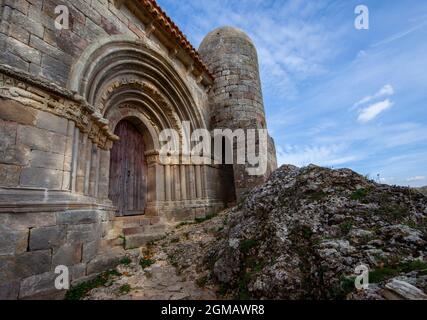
[146,21,156,38]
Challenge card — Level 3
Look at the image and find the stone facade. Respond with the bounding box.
[0,0,277,299]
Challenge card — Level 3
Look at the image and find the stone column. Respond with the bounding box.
[180,165,187,200]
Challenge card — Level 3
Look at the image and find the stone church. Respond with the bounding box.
[0,0,276,299]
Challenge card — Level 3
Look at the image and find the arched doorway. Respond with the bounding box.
[109,120,147,216]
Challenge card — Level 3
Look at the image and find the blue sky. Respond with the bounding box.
[157,0,427,187]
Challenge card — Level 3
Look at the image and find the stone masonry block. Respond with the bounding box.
[57,210,101,225]
[20,167,63,189]
[70,263,86,282]
[52,243,82,267]
[35,110,68,135]
[17,125,67,154]
[29,225,66,251]
[0,164,21,187]
[86,253,123,276]
[0,250,51,283]
[67,223,101,244]
[4,0,30,15]
[19,271,65,299]
[0,280,20,300]
[0,98,37,125]
[0,144,30,166]
[0,224,28,256]
[40,55,70,86]
[7,36,42,65]
[30,150,65,171]
[5,212,56,231]
[82,240,100,263]
[8,24,30,44]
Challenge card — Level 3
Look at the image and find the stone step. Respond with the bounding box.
[123,226,146,236]
[125,233,165,250]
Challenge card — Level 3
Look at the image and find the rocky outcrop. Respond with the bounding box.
[205,165,427,300]
[417,186,427,196]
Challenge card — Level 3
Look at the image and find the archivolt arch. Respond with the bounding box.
[68,35,207,144]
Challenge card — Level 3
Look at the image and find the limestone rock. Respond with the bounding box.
[204,165,427,300]
[384,280,427,300]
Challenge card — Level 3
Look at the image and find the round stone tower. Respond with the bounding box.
[199,26,276,200]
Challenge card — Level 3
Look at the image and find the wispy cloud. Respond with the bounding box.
[353,84,395,109]
[407,176,426,182]
[357,99,394,123]
[277,144,360,167]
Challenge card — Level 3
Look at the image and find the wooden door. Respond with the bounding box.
[109,120,147,216]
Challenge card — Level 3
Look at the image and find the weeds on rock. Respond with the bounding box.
[119,257,132,266]
[139,257,155,269]
[339,221,353,235]
[240,239,258,254]
[65,269,121,300]
[350,188,369,201]
[119,284,131,295]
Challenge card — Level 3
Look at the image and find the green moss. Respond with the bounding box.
[369,267,399,283]
[119,284,131,295]
[350,188,369,201]
[339,221,353,235]
[139,257,155,269]
[338,276,356,297]
[375,204,410,221]
[196,276,208,288]
[176,221,193,229]
[240,239,258,254]
[368,260,427,284]
[65,269,121,300]
[309,191,327,201]
[119,257,132,266]
[300,226,313,239]
[397,260,427,273]
[238,272,251,300]
[195,213,216,224]
[119,235,126,249]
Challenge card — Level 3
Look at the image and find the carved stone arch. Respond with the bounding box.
[107,106,161,152]
[68,35,207,132]
[100,78,183,139]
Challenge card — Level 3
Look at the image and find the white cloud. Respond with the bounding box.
[353,84,395,108]
[407,176,426,182]
[357,99,393,123]
[276,144,359,167]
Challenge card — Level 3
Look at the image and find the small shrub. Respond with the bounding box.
[340,276,356,296]
[176,221,193,229]
[339,221,353,235]
[195,213,216,224]
[369,267,399,283]
[65,270,121,300]
[240,239,258,254]
[350,188,369,201]
[119,257,132,266]
[119,235,126,249]
[119,284,131,295]
[309,191,327,201]
[139,257,155,269]
[196,276,208,288]
[397,260,427,273]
